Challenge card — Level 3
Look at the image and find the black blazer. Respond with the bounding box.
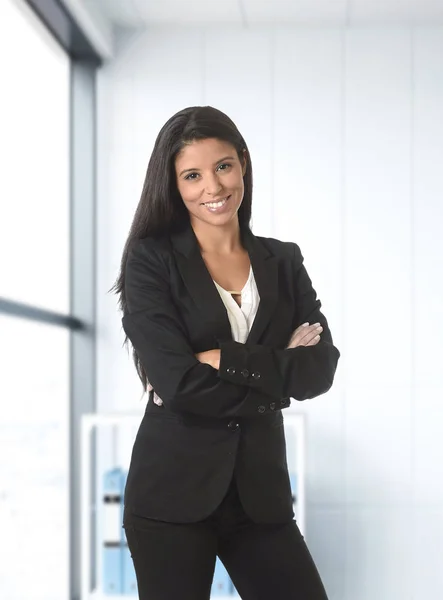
[121,223,340,524]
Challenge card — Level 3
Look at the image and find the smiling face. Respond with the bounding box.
[174,137,246,230]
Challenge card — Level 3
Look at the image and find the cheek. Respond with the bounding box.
[228,170,245,191]
[179,185,202,207]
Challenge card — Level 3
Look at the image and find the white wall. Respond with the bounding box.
[96,25,443,600]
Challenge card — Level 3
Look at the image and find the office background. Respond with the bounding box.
[1,0,443,599]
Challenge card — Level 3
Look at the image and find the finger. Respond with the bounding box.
[288,324,323,348]
[301,328,322,347]
[299,327,323,346]
[289,324,322,346]
[286,322,311,346]
[290,322,309,339]
[147,383,153,391]
[305,334,321,346]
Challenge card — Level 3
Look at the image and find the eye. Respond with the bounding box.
[184,172,199,181]
[217,163,231,172]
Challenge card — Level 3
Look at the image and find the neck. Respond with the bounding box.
[191,218,243,255]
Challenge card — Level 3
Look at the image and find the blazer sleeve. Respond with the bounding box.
[217,243,340,400]
[121,239,284,418]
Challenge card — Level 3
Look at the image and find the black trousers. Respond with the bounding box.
[122,475,329,600]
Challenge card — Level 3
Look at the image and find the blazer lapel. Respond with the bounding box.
[170,224,279,345]
[242,228,279,345]
[171,225,233,342]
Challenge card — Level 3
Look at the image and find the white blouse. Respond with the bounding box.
[151,266,260,406]
[212,265,260,343]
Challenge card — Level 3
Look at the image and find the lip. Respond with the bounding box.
[201,195,230,206]
[201,195,231,214]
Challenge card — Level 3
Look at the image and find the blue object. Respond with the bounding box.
[102,467,126,595]
[211,556,232,596]
[230,578,240,597]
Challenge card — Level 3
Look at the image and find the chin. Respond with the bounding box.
[196,214,234,228]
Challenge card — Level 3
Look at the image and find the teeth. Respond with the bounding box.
[204,197,228,208]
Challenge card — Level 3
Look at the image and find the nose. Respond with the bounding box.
[205,173,223,197]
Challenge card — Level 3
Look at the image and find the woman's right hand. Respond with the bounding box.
[148,383,164,406]
[286,322,323,349]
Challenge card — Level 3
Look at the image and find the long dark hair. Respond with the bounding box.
[110,105,254,393]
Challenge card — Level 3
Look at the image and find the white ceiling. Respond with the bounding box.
[83,0,443,28]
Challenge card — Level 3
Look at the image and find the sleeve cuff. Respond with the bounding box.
[218,340,251,386]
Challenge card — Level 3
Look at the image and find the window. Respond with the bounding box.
[0,0,70,314]
[0,315,70,599]
[0,1,71,598]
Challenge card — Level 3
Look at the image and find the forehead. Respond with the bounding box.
[175,138,236,167]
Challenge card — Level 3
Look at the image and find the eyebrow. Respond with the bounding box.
[179,156,236,177]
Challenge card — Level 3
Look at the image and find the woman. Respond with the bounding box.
[112,106,340,600]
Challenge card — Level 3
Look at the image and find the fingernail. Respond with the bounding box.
[302,322,309,327]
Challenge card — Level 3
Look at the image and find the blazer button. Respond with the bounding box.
[241,369,249,378]
[226,367,236,375]
[252,372,261,380]
[228,420,239,430]
[280,399,287,405]
[257,405,266,414]
[269,402,276,411]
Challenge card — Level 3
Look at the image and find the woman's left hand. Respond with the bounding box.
[195,349,221,370]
